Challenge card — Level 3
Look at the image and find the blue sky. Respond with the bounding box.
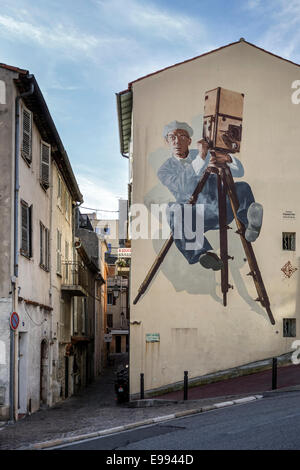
[1,0,300,215]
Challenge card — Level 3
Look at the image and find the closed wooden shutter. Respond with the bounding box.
[22,108,32,163]
[21,203,29,254]
[21,202,32,257]
[40,141,50,189]
[57,229,62,274]
[40,222,44,266]
[45,228,49,270]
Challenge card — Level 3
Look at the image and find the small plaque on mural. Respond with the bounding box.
[146,333,160,343]
[283,211,295,219]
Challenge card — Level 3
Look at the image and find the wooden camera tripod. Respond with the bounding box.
[133,156,275,326]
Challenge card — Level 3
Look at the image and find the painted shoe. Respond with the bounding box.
[199,252,223,271]
[245,202,263,243]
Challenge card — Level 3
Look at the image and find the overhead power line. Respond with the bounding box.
[81,206,119,213]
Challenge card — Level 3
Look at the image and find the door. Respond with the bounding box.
[18,332,28,414]
[40,339,48,404]
[115,335,121,353]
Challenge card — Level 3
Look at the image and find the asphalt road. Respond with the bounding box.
[52,391,300,450]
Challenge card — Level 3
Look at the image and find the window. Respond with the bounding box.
[40,222,49,270]
[40,141,51,190]
[65,241,69,280]
[82,297,87,335]
[282,232,296,251]
[65,192,71,221]
[283,318,296,337]
[21,107,32,163]
[56,229,62,275]
[107,293,116,305]
[20,201,32,258]
[72,297,78,335]
[57,175,62,205]
[107,314,113,328]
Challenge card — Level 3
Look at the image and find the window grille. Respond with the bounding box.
[283,318,296,337]
[282,232,296,251]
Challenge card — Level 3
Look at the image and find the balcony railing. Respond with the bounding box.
[61,261,88,296]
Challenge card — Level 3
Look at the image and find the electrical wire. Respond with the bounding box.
[23,302,47,327]
[81,206,119,213]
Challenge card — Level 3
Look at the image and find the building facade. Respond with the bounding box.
[89,212,130,361]
[116,40,300,398]
[0,64,92,420]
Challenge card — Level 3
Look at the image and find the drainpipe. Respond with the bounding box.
[10,77,34,422]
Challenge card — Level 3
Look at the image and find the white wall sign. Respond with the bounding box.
[118,248,131,258]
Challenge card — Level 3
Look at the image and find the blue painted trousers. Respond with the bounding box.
[167,174,255,264]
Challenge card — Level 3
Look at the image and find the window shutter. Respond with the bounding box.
[21,202,32,257]
[40,141,50,189]
[21,203,29,254]
[22,109,32,163]
[45,228,49,270]
[57,229,62,274]
[29,205,33,257]
[40,223,44,266]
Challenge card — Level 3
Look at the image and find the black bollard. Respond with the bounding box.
[272,357,277,390]
[140,373,144,399]
[184,371,188,400]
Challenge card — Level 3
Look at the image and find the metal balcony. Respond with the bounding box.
[61,261,88,297]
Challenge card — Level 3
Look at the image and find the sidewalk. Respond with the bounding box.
[0,362,299,450]
[153,363,300,400]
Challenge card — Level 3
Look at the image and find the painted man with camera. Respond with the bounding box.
[157,120,263,270]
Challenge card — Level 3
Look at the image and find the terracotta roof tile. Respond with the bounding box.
[0,62,28,75]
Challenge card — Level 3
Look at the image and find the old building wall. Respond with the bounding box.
[0,68,14,298]
[51,162,74,401]
[129,41,300,395]
[0,68,15,419]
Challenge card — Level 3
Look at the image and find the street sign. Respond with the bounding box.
[104,334,112,343]
[10,312,19,330]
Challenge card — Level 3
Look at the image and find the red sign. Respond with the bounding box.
[10,312,19,330]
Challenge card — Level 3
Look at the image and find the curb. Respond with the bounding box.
[27,395,263,450]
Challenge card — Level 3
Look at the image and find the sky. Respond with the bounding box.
[1,0,300,217]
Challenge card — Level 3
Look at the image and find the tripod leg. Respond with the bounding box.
[133,169,211,305]
[133,234,174,304]
[223,167,275,325]
[217,171,229,306]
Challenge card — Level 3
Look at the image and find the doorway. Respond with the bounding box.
[18,332,28,415]
[115,335,121,353]
[40,339,48,405]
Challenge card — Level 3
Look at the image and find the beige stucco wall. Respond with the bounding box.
[51,162,74,400]
[129,41,300,394]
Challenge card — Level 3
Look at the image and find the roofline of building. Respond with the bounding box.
[118,38,300,95]
[0,62,28,75]
[0,63,83,203]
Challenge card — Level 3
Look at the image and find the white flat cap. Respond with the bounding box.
[163,120,193,138]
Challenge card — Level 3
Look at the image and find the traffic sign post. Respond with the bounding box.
[10,312,19,331]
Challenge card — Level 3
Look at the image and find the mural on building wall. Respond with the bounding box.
[135,87,274,324]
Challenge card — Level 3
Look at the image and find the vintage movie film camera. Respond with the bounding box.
[203,87,244,154]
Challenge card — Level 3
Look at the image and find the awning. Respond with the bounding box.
[116,90,132,157]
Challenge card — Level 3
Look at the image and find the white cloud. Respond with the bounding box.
[244,0,300,62]
[0,14,99,55]
[76,174,126,217]
[96,0,207,45]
